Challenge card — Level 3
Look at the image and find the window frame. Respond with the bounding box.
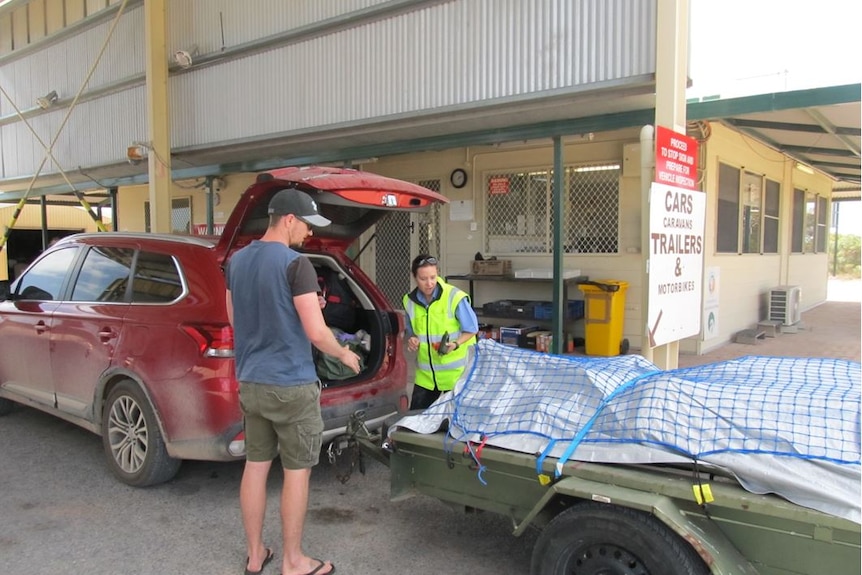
[483,163,621,256]
[791,188,830,254]
[715,161,781,255]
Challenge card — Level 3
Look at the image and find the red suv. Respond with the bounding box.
[0,167,446,486]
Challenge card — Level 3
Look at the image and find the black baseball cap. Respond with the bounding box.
[267,189,331,227]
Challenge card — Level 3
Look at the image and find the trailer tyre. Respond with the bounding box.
[531,502,709,575]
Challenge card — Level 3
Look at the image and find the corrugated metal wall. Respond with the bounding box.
[171,0,655,147]
[0,3,145,179]
[169,0,391,53]
[0,0,655,179]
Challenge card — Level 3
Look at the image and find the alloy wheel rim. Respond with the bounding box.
[107,395,148,474]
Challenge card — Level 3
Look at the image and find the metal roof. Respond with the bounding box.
[0,83,858,202]
[688,83,861,198]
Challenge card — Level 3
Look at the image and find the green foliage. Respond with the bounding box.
[828,233,861,278]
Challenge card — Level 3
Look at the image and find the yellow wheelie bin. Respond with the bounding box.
[577,280,629,356]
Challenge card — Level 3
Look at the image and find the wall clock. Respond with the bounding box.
[450,168,468,189]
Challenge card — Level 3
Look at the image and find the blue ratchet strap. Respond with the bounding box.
[554,371,658,476]
[555,409,604,477]
[536,439,559,475]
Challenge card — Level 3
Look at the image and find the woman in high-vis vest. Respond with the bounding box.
[403,254,479,410]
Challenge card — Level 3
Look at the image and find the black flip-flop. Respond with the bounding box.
[245,547,275,575]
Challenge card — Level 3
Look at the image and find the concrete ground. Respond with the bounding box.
[679,278,861,368]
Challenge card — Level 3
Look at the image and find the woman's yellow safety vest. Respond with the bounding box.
[403,279,473,392]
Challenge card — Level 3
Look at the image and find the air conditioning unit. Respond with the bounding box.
[768,286,802,325]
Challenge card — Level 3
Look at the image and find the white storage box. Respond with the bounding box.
[513,268,582,279]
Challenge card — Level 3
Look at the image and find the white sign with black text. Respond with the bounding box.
[647,183,706,348]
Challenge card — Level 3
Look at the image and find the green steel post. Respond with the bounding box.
[552,136,564,354]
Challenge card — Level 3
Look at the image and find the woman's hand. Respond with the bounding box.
[407,336,420,352]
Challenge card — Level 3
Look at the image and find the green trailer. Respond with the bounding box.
[345,413,860,575]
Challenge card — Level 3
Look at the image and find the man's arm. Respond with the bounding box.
[295,292,361,374]
[225,289,234,326]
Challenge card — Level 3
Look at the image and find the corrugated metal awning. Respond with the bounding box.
[688,84,861,192]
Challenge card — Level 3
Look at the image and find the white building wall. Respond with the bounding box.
[696,123,834,354]
[363,121,837,355]
[368,128,646,347]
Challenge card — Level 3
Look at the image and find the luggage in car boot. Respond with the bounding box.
[317,267,358,332]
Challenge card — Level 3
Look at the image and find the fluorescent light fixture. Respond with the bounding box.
[573,164,621,173]
[795,162,815,175]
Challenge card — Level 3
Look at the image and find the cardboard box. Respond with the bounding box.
[471,259,512,276]
[523,330,552,351]
[499,324,539,347]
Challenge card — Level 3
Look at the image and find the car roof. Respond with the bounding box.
[57,232,217,249]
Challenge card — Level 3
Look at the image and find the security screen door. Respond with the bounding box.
[372,179,441,308]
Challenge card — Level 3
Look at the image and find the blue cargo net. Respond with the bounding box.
[448,340,860,469]
[394,339,861,520]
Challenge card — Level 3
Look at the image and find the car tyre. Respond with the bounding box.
[101,380,181,487]
[0,397,15,415]
[531,502,709,575]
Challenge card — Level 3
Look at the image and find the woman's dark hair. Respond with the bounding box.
[411,254,439,276]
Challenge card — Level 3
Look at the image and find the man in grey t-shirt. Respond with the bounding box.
[226,189,357,575]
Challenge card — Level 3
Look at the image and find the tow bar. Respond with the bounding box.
[325,410,390,484]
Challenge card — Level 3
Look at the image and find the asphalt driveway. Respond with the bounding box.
[0,406,535,575]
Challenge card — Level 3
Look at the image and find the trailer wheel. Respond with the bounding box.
[531,502,709,575]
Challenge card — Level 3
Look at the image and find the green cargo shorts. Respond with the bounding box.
[238,380,324,470]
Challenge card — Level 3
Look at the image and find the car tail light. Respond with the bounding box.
[181,323,235,358]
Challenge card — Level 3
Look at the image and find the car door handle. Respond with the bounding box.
[35,321,48,334]
[98,329,116,343]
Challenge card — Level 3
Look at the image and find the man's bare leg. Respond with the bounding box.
[241,460,274,571]
[281,467,333,575]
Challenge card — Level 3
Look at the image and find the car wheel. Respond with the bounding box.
[0,398,15,416]
[531,502,709,575]
[101,380,181,487]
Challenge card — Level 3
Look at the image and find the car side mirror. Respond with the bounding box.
[0,280,10,300]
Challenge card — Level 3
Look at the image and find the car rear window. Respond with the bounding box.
[130,252,184,303]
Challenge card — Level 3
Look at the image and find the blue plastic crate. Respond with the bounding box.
[533,300,584,320]
[533,301,553,320]
[567,300,585,320]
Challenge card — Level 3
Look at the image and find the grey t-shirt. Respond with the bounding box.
[226,240,320,386]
